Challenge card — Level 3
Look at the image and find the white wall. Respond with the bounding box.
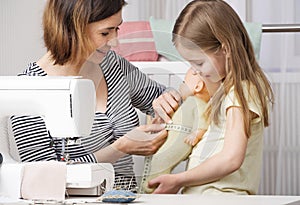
[123,0,192,21]
[1,0,299,75]
[0,0,46,75]
[124,0,300,72]
[251,0,300,71]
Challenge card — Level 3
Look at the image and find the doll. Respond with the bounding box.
[139,68,210,194]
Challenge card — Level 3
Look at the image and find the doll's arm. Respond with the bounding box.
[184,129,206,146]
[183,98,208,146]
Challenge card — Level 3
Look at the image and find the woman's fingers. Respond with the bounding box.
[114,124,168,155]
[138,123,166,133]
[153,89,182,123]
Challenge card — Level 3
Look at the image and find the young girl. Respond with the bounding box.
[149,0,274,195]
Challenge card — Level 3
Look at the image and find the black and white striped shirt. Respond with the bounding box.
[10,51,165,188]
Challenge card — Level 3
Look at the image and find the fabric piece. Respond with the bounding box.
[149,17,183,61]
[244,22,262,60]
[113,21,159,61]
[184,81,265,195]
[20,161,67,201]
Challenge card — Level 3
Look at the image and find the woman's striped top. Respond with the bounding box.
[10,51,165,189]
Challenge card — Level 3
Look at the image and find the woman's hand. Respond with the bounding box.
[152,88,182,124]
[148,174,182,194]
[112,124,168,156]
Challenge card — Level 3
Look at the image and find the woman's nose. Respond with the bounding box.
[107,37,119,47]
[107,31,119,47]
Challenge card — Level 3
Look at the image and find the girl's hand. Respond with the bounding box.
[112,124,167,156]
[148,174,182,194]
[152,88,182,124]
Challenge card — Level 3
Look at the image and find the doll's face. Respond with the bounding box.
[179,68,204,100]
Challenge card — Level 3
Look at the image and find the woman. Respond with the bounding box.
[10,0,168,190]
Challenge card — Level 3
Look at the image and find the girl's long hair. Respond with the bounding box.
[173,0,274,137]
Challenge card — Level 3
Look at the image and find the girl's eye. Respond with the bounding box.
[196,63,203,66]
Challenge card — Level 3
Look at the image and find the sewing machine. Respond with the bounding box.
[0,76,114,199]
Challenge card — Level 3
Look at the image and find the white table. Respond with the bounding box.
[3,194,300,204]
[63,194,300,205]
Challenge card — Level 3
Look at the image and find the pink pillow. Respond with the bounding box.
[113,21,159,61]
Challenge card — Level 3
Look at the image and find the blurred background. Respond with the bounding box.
[1,0,299,196]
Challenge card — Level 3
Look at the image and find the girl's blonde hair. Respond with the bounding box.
[43,0,126,68]
[173,0,274,137]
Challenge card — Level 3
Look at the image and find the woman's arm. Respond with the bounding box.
[117,55,166,116]
[94,123,168,163]
[149,106,248,194]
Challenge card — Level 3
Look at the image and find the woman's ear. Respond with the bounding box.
[194,80,204,94]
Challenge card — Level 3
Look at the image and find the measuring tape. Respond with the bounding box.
[165,124,192,134]
[139,155,153,194]
[139,123,192,193]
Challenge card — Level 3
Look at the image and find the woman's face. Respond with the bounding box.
[86,10,123,55]
[177,43,226,84]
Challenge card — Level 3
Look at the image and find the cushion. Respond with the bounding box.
[149,17,262,61]
[243,22,262,60]
[113,21,159,61]
[149,16,183,61]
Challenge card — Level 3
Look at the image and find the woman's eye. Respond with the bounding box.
[101,32,109,36]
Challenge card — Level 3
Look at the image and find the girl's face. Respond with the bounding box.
[86,10,123,55]
[177,43,226,84]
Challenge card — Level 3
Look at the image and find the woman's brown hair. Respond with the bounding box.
[173,0,274,137]
[43,0,126,67]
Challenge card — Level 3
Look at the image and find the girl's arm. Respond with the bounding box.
[149,106,248,194]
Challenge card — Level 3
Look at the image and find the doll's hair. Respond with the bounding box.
[43,0,126,67]
[172,0,274,137]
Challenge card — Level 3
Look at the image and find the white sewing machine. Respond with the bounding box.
[0,76,114,199]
